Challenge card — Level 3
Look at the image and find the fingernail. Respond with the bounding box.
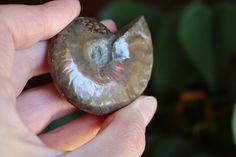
[138,96,157,125]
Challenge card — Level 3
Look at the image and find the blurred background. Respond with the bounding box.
[1,0,236,156]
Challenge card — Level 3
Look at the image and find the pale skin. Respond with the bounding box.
[0,0,157,157]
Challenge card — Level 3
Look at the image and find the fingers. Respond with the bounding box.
[40,114,105,151]
[0,0,80,78]
[0,79,65,157]
[0,0,81,49]
[101,19,117,33]
[12,41,48,96]
[16,84,76,134]
[11,20,117,96]
[64,96,157,157]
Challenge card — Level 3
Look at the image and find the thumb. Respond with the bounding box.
[64,96,157,157]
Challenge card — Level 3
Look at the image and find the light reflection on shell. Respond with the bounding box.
[48,16,153,115]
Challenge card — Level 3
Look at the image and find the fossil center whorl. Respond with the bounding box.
[48,16,153,115]
[87,38,111,68]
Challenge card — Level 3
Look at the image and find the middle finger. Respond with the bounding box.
[16,84,76,133]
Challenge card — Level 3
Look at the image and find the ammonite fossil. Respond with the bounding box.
[48,16,153,115]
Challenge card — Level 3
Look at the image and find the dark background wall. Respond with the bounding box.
[0,0,192,15]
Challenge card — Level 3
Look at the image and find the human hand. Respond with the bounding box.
[0,0,157,157]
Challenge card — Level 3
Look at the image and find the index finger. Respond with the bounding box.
[0,0,80,77]
[0,0,81,49]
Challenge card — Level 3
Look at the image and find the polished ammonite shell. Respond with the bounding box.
[48,16,153,115]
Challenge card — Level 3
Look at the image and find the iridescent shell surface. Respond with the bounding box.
[48,16,153,115]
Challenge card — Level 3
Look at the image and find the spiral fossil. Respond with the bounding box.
[48,16,153,115]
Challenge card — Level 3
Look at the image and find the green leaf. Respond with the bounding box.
[151,12,199,95]
[214,2,236,71]
[178,3,216,90]
[232,103,236,146]
[98,1,161,37]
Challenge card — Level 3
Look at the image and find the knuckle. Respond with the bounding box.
[127,126,145,156]
[117,114,146,157]
[0,77,16,105]
[37,2,57,39]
